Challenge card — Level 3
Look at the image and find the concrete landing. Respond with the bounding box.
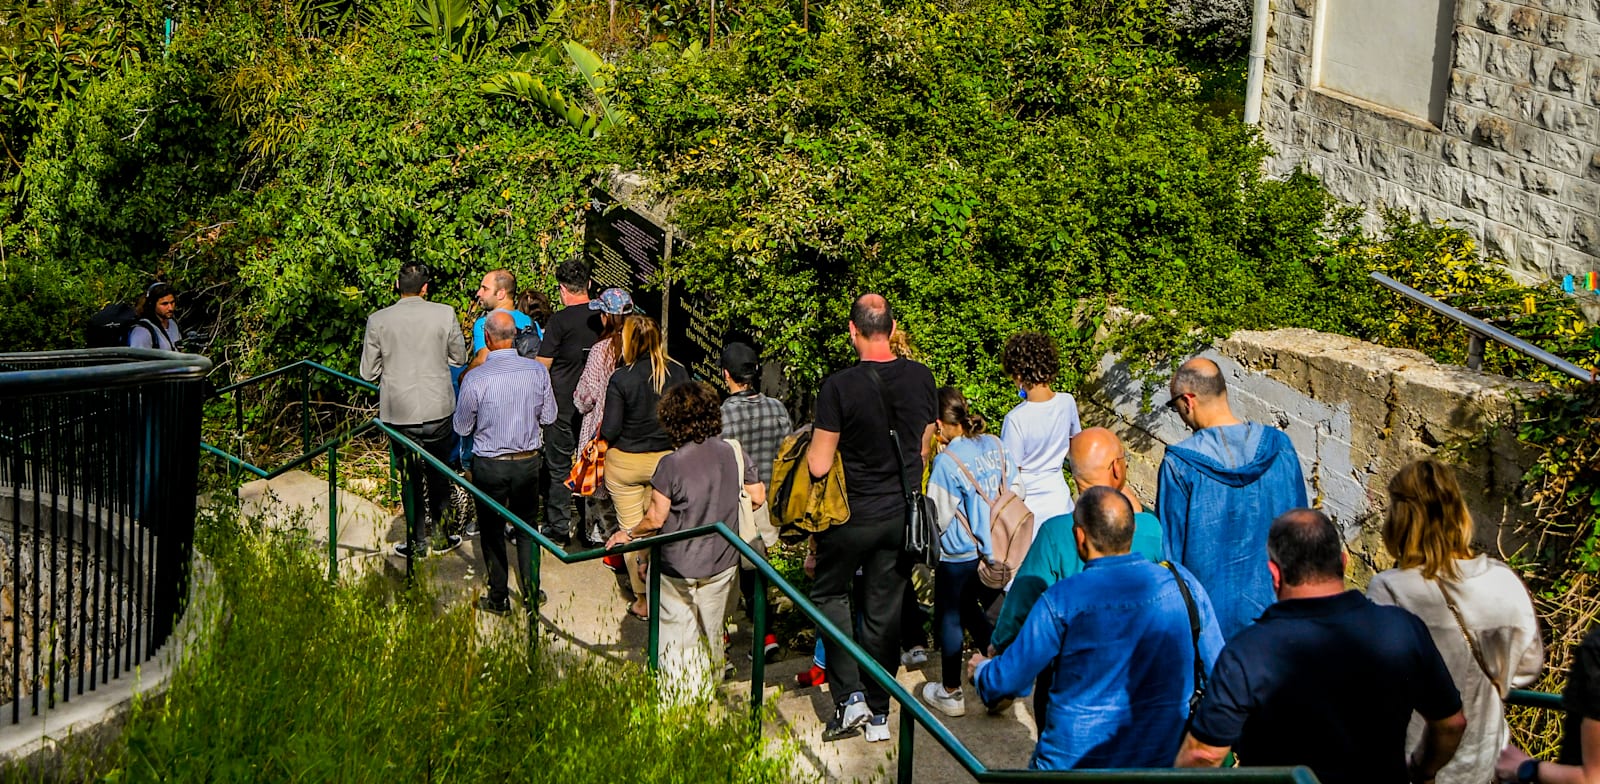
[238,470,392,575]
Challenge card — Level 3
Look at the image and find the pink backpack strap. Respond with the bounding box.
[946,447,997,505]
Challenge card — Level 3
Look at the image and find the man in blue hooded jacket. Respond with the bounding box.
[1157,357,1307,640]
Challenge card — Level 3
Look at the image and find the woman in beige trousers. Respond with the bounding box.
[598,314,690,621]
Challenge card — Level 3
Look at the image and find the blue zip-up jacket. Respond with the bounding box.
[1156,422,1307,640]
[973,554,1224,770]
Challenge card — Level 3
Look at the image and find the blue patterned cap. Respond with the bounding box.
[587,288,635,315]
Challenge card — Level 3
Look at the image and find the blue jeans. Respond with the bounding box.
[935,558,1000,689]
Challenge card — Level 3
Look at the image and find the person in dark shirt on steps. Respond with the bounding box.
[805,293,937,745]
[1175,508,1467,784]
[536,259,602,545]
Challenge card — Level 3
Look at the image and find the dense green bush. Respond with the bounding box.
[74,522,798,782]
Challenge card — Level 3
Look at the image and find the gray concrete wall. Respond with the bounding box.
[1078,328,1545,580]
[1260,0,1600,282]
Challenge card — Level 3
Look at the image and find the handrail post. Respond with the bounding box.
[1467,333,1486,371]
[234,389,245,480]
[300,369,311,456]
[527,542,542,654]
[898,707,915,783]
[327,444,339,582]
[399,444,415,582]
[750,569,767,714]
[647,548,660,672]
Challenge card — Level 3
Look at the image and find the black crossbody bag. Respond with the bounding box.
[1162,560,1208,718]
[865,366,938,568]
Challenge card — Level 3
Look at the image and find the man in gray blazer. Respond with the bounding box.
[361,262,469,558]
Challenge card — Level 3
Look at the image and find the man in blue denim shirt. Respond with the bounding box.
[967,486,1224,770]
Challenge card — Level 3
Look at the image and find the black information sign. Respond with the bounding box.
[584,187,667,319]
[583,187,738,388]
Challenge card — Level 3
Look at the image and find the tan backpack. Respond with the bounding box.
[947,436,1035,589]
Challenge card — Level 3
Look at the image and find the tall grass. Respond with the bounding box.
[56,520,798,782]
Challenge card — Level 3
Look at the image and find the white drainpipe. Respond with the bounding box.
[1243,0,1271,125]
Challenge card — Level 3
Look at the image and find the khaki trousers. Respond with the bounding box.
[605,448,670,596]
[657,565,738,706]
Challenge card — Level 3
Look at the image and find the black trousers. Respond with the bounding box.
[392,417,455,548]
[540,407,586,538]
[473,452,540,603]
[812,514,911,717]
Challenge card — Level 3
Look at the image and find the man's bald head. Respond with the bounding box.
[850,293,894,339]
[1069,427,1126,487]
[485,310,518,347]
[1171,357,1227,400]
[1074,485,1136,554]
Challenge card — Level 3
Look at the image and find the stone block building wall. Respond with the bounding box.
[1079,328,1545,582]
[1259,0,1600,281]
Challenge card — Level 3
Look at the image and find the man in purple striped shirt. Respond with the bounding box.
[454,311,558,614]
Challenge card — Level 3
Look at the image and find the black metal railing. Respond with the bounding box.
[0,348,211,725]
[1371,272,1593,381]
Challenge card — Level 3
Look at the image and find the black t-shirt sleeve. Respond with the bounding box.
[910,363,937,428]
[814,373,843,433]
[1187,645,1254,748]
[1410,613,1465,720]
[1567,630,1600,721]
[537,310,566,359]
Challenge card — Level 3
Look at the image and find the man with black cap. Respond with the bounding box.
[719,342,791,661]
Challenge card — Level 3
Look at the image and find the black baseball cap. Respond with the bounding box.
[719,342,760,379]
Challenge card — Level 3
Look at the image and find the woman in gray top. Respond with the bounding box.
[607,381,763,705]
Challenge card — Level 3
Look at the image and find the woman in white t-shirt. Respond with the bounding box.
[998,332,1081,531]
[1367,459,1542,784]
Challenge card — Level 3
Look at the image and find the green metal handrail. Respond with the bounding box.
[198,361,1572,784]
[373,420,1322,784]
[202,360,384,581]
[1508,689,1564,711]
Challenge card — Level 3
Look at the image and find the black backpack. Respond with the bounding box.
[86,303,157,348]
[513,322,544,359]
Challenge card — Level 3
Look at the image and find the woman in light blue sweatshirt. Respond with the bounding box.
[918,387,1021,718]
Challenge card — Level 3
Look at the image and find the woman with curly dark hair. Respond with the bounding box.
[607,381,765,704]
[999,332,1081,530]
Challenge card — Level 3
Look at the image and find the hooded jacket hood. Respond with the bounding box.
[1162,422,1292,488]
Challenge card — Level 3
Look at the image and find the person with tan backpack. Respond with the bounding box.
[918,386,1029,718]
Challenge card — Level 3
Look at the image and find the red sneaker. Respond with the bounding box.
[762,634,780,662]
[795,664,827,688]
[602,554,625,573]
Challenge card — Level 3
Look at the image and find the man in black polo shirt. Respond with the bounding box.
[805,293,937,744]
[1175,508,1466,784]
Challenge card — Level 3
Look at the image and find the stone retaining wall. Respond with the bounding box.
[1079,328,1546,581]
[1260,0,1600,281]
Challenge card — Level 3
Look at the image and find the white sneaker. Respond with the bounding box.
[863,714,890,742]
[840,692,872,730]
[920,682,967,717]
[900,646,928,668]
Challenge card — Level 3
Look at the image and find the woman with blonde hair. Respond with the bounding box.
[1368,459,1543,784]
[599,314,689,621]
